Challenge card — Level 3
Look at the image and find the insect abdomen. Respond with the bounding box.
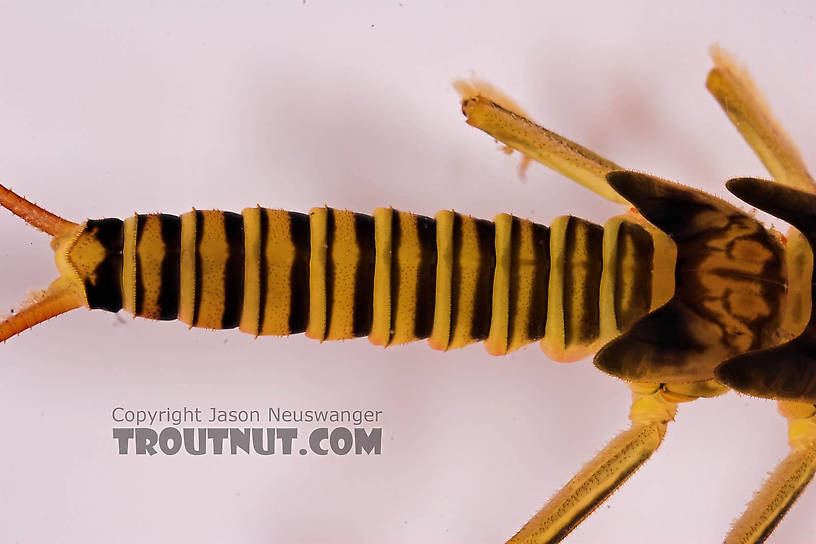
[122,213,182,321]
[92,206,670,360]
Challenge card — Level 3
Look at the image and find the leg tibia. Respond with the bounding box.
[507,384,676,544]
[507,424,664,544]
[456,90,626,204]
[707,47,815,194]
[725,402,816,544]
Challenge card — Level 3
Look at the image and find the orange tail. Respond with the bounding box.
[0,183,76,235]
[0,281,83,342]
[0,183,82,340]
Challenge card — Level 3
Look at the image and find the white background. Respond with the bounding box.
[0,1,814,543]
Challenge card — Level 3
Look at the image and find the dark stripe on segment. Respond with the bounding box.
[83,218,124,312]
[157,214,181,320]
[563,218,604,345]
[288,212,310,334]
[134,214,146,316]
[257,209,269,335]
[449,213,463,345]
[221,211,245,329]
[470,218,496,340]
[614,222,654,332]
[192,210,204,326]
[413,214,437,338]
[389,211,401,344]
[324,209,336,337]
[527,223,550,340]
[352,213,375,337]
[507,217,521,344]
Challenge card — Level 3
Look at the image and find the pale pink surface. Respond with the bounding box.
[0,2,814,543]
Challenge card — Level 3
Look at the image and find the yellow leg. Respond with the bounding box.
[506,383,677,544]
[706,47,816,194]
[455,81,627,204]
[458,47,816,203]
[725,401,816,544]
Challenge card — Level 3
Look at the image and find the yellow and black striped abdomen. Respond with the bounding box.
[484,214,550,355]
[70,206,671,361]
[122,213,181,320]
[124,209,308,334]
[306,208,375,341]
[240,208,310,336]
[370,208,437,346]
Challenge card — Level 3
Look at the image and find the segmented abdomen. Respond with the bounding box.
[87,207,674,361]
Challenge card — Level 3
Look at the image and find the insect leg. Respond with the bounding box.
[725,401,816,544]
[455,82,627,204]
[505,383,677,544]
[707,47,816,194]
